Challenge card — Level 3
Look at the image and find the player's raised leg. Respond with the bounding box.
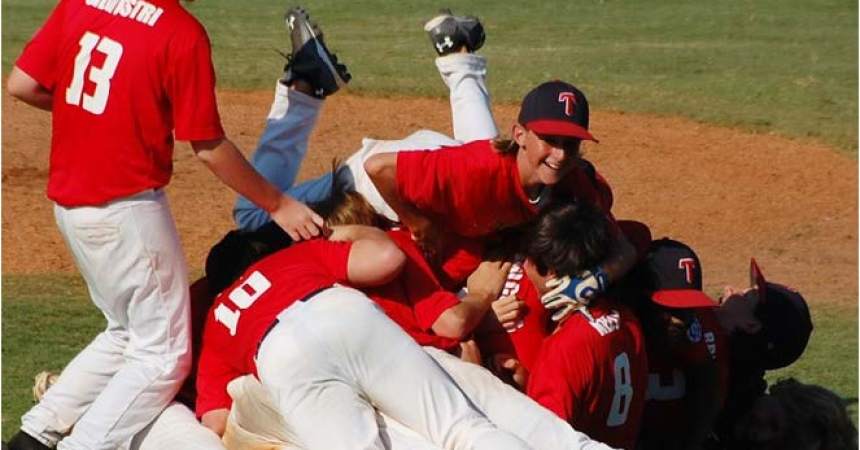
[234,6,351,231]
[425,10,498,142]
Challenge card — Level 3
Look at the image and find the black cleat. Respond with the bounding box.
[7,432,51,450]
[423,9,485,56]
[281,6,351,98]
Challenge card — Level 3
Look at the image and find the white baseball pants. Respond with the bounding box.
[434,52,499,142]
[21,190,192,450]
[132,402,224,450]
[222,351,616,450]
[255,286,532,450]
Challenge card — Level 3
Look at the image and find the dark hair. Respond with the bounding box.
[205,222,293,295]
[524,200,613,277]
[770,378,857,450]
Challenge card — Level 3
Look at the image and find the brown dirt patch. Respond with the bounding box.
[3,89,856,307]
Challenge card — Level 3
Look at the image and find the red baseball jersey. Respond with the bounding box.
[640,307,729,444]
[475,262,548,374]
[195,239,351,417]
[395,140,615,238]
[365,230,460,351]
[16,0,224,206]
[527,301,648,450]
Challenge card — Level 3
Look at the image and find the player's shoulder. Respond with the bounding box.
[149,2,211,46]
[559,301,641,344]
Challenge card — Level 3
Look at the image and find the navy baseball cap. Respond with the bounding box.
[642,238,717,309]
[518,80,598,142]
[749,258,813,370]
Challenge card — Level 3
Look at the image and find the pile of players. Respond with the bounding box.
[7,4,855,450]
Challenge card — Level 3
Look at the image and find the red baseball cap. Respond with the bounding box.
[645,238,717,309]
[517,80,598,142]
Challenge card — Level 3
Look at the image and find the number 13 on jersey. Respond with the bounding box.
[66,31,123,115]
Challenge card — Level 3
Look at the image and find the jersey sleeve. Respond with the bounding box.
[395,147,457,215]
[165,21,224,142]
[387,231,458,329]
[14,0,67,90]
[311,239,353,283]
[195,323,240,417]
[395,141,496,216]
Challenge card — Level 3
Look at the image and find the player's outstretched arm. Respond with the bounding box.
[433,260,513,339]
[7,66,53,111]
[191,137,324,241]
[329,225,407,287]
[364,152,444,255]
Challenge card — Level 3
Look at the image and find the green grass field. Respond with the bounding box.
[2,0,857,151]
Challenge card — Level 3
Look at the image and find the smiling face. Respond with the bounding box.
[513,123,581,189]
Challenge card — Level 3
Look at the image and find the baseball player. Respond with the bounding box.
[6,1,323,449]
[233,8,498,232]
[616,238,729,450]
[502,201,648,450]
[708,259,814,448]
[364,79,638,305]
[195,226,532,450]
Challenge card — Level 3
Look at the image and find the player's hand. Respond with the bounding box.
[458,339,482,365]
[270,195,325,241]
[491,295,525,331]
[466,260,514,302]
[489,354,527,389]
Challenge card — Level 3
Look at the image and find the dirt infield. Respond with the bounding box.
[3,89,857,307]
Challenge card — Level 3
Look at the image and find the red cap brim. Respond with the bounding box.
[652,289,717,309]
[526,119,598,142]
[750,258,768,304]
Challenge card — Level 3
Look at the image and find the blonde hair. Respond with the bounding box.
[325,190,392,229]
[492,137,519,154]
[315,158,393,229]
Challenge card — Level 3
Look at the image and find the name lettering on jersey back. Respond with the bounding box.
[588,309,621,336]
[85,0,165,27]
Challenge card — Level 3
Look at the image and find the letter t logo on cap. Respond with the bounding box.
[678,258,696,284]
[558,92,577,116]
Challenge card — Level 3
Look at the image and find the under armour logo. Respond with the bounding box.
[678,258,696,284]
[435,35,454,53]
[558,92,577,116]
